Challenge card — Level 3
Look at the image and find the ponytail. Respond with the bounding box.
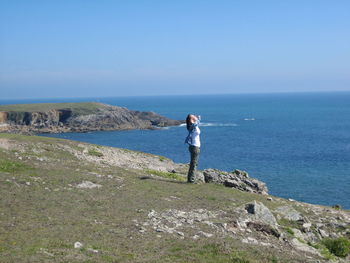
[186,114,192,131]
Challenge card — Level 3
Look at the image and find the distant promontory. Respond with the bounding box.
[0,102,183,134]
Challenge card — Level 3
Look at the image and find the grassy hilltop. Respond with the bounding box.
[0,102,104,116]
[0,102,103,112]
[0,133,349,263]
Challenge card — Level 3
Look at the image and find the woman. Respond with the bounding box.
[185,114,201,183]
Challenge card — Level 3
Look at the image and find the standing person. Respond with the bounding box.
[185,114,201,183]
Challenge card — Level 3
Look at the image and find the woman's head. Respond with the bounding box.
[186,114,197,130]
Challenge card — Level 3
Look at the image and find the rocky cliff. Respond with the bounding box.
[0,102,182,134]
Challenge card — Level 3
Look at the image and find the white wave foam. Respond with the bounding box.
[244,118,255,121]
[199,122,238,127]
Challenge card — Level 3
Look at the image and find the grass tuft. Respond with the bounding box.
[0,159,30,173]
[88,148,104,157]
[145,169,186,181]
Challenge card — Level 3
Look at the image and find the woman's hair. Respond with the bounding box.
[186,114,192,131]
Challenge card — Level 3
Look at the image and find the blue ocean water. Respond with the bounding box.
[1,92,349,209]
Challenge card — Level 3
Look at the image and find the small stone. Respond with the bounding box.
[319,229,329,238]
[76,181,102,189]
[87,248,99,253]
[267,197,273,201]
[302,223,312,231]
[25,182,31,186]
[260,242,271,246]
[198,231,213,238]
[74,242,83,249]
[288,198,295,202]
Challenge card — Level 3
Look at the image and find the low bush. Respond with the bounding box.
[322,237,350,258]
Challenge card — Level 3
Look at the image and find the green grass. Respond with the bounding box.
[0,102,105,113]
[144,169,186,181]
[87,148,104,157]
[322,237,350,258]
[0,133,342,263]
[285,227,294,236]
[158,156,167,162]
[0,159,30,173]
[277,218,302,231]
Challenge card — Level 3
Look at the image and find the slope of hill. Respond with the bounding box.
[0,133,349,262]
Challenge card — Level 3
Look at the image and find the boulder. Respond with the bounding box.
[203,168,268,194]
[245,201,278,227]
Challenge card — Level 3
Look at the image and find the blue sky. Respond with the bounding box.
[0,0,349,99]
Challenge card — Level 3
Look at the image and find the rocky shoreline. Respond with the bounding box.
[0,102,183,134]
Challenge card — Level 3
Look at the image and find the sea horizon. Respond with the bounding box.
[1,90,350,105]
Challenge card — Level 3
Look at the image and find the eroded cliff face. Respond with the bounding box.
[0,103,182,134]
[0,112,7,123]
[4,109,72,126]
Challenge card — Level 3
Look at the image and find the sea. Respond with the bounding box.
[1,92,349,209]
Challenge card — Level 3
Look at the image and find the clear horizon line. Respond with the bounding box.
[1,89,350,102]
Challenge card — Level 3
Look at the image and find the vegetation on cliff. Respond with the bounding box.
[0,133,349,262]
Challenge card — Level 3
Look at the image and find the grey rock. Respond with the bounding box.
[302,223,312,232]
[76,181,102,189]
[318,229,329,238]
[74,242,83,249]
[245,201,278,227]
[195,171,205,183]
[291,238,320,255]
[275,206,303,221]
[203,169,268,194]
[1,102,183,134]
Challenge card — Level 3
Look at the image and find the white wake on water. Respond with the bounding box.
[178,122,237,127]
[200,122,238,127]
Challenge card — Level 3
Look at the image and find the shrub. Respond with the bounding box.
[322,237,350,258]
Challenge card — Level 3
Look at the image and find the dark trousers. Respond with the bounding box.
[188,145,200,183]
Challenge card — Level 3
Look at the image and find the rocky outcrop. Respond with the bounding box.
[203,168,268,194]
[0,102,183,134]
